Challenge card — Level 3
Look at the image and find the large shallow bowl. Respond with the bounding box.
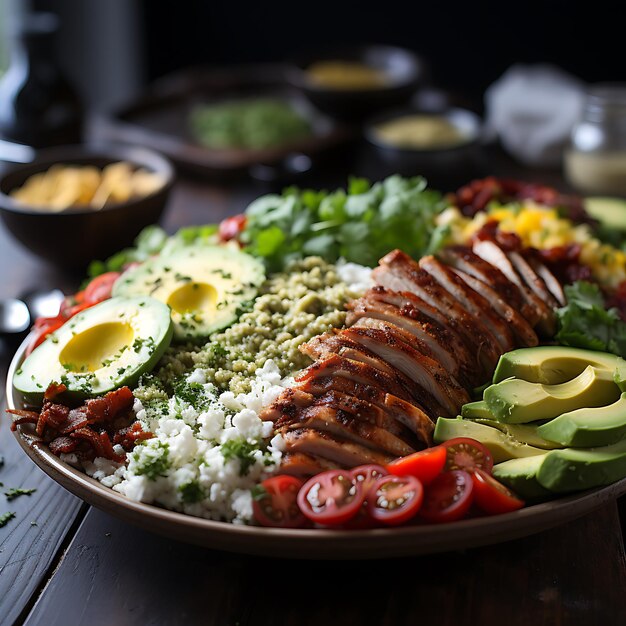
[7,335,626,559]
[0,144,175,269]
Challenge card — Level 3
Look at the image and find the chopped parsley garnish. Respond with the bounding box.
[133,441,170,480]
[0,512,16,528]
[5,487,37,501]
[172,378,212,411]
[179,480,204,504]
[221,439,258,476]
[174,273,192,282]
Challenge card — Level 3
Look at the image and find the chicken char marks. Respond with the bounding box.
[263,242,563,476]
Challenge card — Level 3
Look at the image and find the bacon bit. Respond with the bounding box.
[450,177,593,224]
[44,382,67,401]
[472,220,522,251]
[36,402,70,437]
[49,436,78,455]
[113,422,154,450]
[85,386,134,424]
[7,409,39,431]
[70,428,125,463]
[59,407,89,435]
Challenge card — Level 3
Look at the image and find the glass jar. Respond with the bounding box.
[564,84,626,196]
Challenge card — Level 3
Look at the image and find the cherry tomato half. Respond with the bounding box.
[25,316,66,356]
[367,474,424,526]
[419,470,474,523]
[387,445,447,485]
[297,470,364,526]
[252,475,306,528]
[471,468,525,515]
[442,437,493,474]
[83,271,121,304]
[219,214,247,242]
[350,464,388,495]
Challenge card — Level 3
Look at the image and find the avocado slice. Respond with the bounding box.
[584,197,626,232]
[492,455,552,500]
[471,419,563,450]
[13,296,173,403]
[493,438,626,497]
[434,417,548,463]
[484,365,620,424]
[461,400,494,420]
[492,345,626,385]
[537,392,626,447]
[112,244,265,340]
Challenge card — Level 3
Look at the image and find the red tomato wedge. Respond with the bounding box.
[442,437,494,474]
[26,316,66,356]
[350,464,388,495]
[83,271,121,304]
[219,214,247,242]
[297,470,364,526]
[252,475,306,528]
[471,468,525,515]
[419,470,474,523]
[387,446,447,485]
[367,475,424,526]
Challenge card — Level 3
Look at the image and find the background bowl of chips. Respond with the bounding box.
[0,143,175,269]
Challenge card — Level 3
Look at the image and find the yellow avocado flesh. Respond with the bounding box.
[434,417,548,463]
[60,322,134,373]
[537,392,626,447]
[484,365,620,423]
[493,346,626,386]
[167,282,217,315]
[13,296,173,403]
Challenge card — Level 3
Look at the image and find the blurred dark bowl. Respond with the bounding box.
[0,144,174,270]
[286,45,427,121]
[364,106,486,191]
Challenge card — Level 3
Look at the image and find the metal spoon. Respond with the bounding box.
[0,289,65,335]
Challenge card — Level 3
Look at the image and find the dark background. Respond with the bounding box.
[22,0,626,112]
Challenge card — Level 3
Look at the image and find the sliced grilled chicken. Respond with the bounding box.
[296,354,420,409]
[279,404,416,457]
[523,250,567,306]
[296,375,434,442]
[507,250,559,308]
[282,428,396,467]
[343,326,470,416]
[365,286,483,385]
[260,388,314,422]
[448,266,538,347]
[279,452,341,477]
[419,255,515,353]
[301,332,398,377]
[472,239,556,336]
[374,250,501,373]
[439,246,540,325]
[346,298,473,387]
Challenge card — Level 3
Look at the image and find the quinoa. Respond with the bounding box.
[135,256,368,400]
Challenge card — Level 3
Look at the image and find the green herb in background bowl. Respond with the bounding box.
[189,98,312,150]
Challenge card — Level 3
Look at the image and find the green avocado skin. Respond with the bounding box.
[536,439,626,493]
[537,393,626,447]
[494,439,626,497]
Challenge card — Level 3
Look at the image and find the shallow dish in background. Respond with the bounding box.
[6,335,626,559]
[286,45,427,121]
[364,107,485,191]
[0,143,174,269]
[97,64,354,179]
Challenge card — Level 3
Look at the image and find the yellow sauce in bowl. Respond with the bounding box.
[306,61,389,90]
[373,114,470,150]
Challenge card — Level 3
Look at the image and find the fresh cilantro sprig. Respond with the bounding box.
[555,281,626,356]
[240,175,448,271]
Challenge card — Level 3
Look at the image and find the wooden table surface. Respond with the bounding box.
[0,139,625,626]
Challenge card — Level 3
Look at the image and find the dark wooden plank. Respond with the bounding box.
[0,399,85,626]
[23,503,626,626]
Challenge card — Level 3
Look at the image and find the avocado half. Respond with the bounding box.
[14,296,173,404]
[112,244,265,340]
